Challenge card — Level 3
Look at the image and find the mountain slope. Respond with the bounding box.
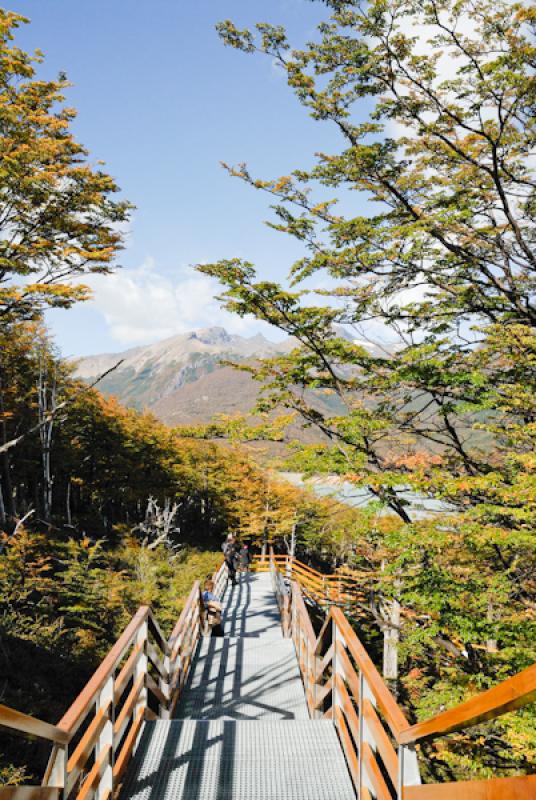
[75,327,292,411]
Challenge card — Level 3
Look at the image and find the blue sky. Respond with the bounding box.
[10,0,355,356]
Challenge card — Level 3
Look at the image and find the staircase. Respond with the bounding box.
[0,554,534,800]
[120,573,356,799]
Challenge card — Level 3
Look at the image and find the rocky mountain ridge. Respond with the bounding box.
[74,325,385,431]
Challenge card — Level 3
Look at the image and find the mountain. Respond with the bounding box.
[75,327,293,412]
[75,327,392,441]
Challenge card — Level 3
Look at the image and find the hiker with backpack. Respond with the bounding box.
[222,533,238,586]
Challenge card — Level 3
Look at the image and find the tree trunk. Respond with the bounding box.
[66,480,72,526]
[0,478,6,529]
[286,520,297,579]
[383,596,401,682]
[38,362,56,522]
[486,599,498,653]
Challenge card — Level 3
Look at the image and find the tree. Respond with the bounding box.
[201,0,535,522]
[196,0,536,776]
[0,10,131,323]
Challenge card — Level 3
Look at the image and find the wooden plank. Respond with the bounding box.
[113,674,144,744]
[404,775,536,800]
[0,705,69,745]
[334,706,359,791]
[114,642,144,703]
[313,678,333,710]
[362,741,392,800]
[291,582,316,646]
[335,675,360,745]
[168,582,200,655]
[146,640,167,680]
[66,702,111,792]
[0,790,60,800]
[337,645,360,706]
[363,698,398,787]
[146,672,168,708]
[400,664,536,745]
[331,607,410,739]
[113,707,145,784]
[148,612,170,656]
[59,607,150,737]
[314,613,333,656]
[76,744,111,800]
[315,643,334,683]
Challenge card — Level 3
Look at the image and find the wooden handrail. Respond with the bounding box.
[331,606,410,739]
[58,606,150,735]
[291,580,318,647]
[1,573,208,800]
[404,775,536,799]
[0,705,69,745]
[4,555,535,800]
[169,580,201,654]
[268,556,536,800]
[399,662,536,744]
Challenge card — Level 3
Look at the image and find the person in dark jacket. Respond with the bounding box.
[222,533,238,586]
[238,543,251,574]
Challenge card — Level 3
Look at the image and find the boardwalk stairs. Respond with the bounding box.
[1,554,535,800]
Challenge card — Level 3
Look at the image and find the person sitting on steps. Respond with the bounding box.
[202,578,224,637]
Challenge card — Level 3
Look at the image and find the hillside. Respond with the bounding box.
[74,327,293,412]
[74,327,351,435]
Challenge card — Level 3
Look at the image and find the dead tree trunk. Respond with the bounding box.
[0,365,16,523]
[382,594,401,682]
[66,479,72,526]
[0,479,5,529]
[38,362,56,522]
[284,518,297,579]
[379,563,401,686]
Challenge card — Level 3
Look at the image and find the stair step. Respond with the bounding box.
[123,720,356,800]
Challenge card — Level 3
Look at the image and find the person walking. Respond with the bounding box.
[238,543,251,574]
[222,533,238,586]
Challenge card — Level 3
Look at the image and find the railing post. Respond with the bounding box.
[96,674,114,800]
[159,650,171,720]
[332,619,346,721]
[358,671,376,799]
[332,616,338,721]
[397,743,421,798]
[134,618,149,718]
[47,745,68,799]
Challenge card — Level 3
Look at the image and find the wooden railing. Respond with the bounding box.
[257,552,367,606]
[268,554,536,800]
[0,560,228,800]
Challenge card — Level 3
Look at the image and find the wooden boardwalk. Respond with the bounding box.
[120,573,355,799]
[0,555,534,800]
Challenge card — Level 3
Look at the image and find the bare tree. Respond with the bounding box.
[37,358,56,522]
[132,497,183,552]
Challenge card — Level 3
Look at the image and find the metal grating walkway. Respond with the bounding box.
[121,572,355,800]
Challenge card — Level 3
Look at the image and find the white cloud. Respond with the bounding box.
[84,259,270,346]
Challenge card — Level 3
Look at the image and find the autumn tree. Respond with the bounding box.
[201,0,535,519]
[0,10,131,323]
[197,0,536,775]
